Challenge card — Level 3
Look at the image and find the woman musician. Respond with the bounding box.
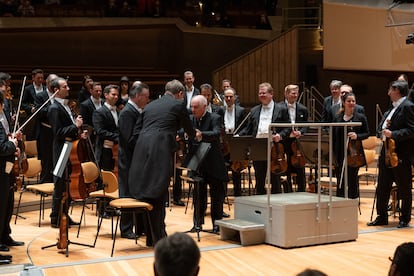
[332,90,369,199]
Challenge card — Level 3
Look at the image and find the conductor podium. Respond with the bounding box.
[219,123,360,248]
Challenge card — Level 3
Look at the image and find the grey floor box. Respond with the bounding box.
[234,192,358,248]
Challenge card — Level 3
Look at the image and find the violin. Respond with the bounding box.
[383,119,398,168]
[57,190,68,250]
[291,139,306,168]
[271,141,288,175]
[347,139,366,168]
[231,160,249,172]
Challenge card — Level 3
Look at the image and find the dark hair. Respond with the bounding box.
[129,82,149,98]
[297,269,327,276]
[50,77,66,92]
[0,89,4,104]
[391,242,414,276]
[82,75,92,86]
[154,232,200,276]
[31,68,43,76]
[390,80,409,96]
[103,84,119,95]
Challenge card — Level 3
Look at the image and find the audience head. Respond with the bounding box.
[389,242,414,276]
[191,95,207,119]
[258,82,273,105]
[297,268,327,276]
[165,79,185,99]
[153,232,200,276]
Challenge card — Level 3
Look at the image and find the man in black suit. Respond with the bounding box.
[129,79,195,246]
[34,73,58,183]
[0,92,24,259]
[92,84,119,172]
[118,81,149,239]
[321,80,342,124]
[78,75,93,104]
[239,82,286,194]
[223,87,247,196]
[188,95,228,233]
[183,71,200,112]
[79,82,103,128]
[278,84,308,193]
[368,80,414,228]
[22,68,46,141]
[47,77,85,227]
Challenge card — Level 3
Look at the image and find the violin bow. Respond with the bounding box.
[16,89,59,134]
[233,111,251,135]
[12,76,26,135]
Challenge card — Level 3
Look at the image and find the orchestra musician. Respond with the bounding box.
[321,80,342,124]
[0,91,24,259]
[368,80,414,228]
[278,84,308,193]
[118,81,149,239]
[183,71,200,112]
[128,79,195,246]
[238,82,285,194]
[92,84,119,172]
[332,90,369,199]
[34,74,58,183]
[222,87,247,196]
[79,82,103,129]
[47,77,86,228]
[22,69,46,141]
[187,95,228,233]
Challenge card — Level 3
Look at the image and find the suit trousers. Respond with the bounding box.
[253,160,282,194]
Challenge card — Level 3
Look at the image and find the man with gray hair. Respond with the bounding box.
[129,79,195,246]
[321,79,343,123]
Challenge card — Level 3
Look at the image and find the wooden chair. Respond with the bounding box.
[108,198,154,257]
[14,157,51,225]
[358,149,377,185]
[24,140,38,157]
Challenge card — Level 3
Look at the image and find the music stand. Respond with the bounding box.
[42,141,94,256]
[182,142,211,242]
[229,136,268,195]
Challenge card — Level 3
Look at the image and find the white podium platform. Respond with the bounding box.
[234,193,358,248]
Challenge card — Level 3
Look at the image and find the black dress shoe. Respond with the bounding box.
[0,259,11,265]
[397,221,409,228]
[189,225,202,233]
[0,245,9,252]
[212,225,220,234]
[367,216,388,226]
[4,238,24,247]
[68,217,80,226]
[173,200,185,206]
[121,232,139,239]
[222,212,230,218]
[0,254,12,260]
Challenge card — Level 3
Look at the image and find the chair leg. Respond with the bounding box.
[14,191,24,224]
[185,182,193,214]
[77,200,87,238]
[111,213,121,257]
[38,195,44,227]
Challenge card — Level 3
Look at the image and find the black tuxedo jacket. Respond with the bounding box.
[378,98,414,161]
[22,83,46,114]
[79,97,104,127]
[222,105,247,134]
[183,88,200,113]
[92,105,119,163]
[34,90,54,159]
[47,100,79,166]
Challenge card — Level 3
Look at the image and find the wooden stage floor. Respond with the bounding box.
[1,183,413,276]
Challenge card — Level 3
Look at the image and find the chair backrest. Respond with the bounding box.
[101,170,118,194]
[81,161,100,183]
[24,157,42,178]
[24,140,38,157]
[362,136,378,150]
[363,149,376,166]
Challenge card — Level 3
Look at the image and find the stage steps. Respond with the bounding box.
[215,219,265,246]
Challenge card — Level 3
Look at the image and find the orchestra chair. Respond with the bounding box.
[88,169,119,246]
[14,157,53,226]
[74,161,102,237]
[24,140,38,157]
[108,198,154,257]
[358,149,377,186]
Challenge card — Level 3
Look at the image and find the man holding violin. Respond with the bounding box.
[0,92,24,263]
[368,80,414,228]
[278,84,308,193]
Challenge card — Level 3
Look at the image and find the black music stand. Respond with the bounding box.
[41,142,94,257]
[229,136,268,195]
[182,142,211,242]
